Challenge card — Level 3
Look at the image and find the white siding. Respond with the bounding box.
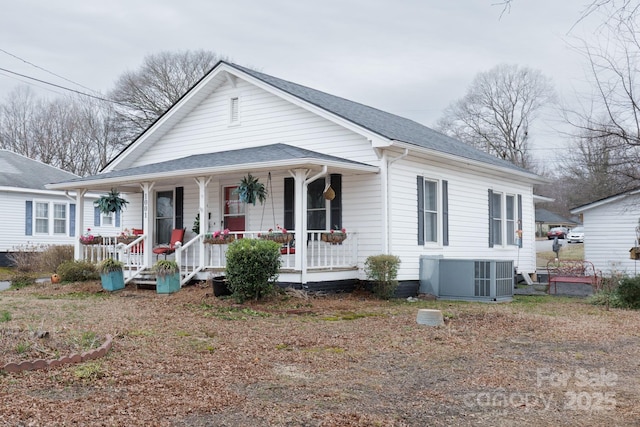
[388,156,536,281]
[132,79,379,168]
[582,195,640,276]
[0,191,103,252]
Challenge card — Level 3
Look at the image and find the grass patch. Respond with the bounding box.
[537,242,584,267]
[73,361,105,380]
[35,292,109,300]
[199,305,272,320]
[321,311,379,321]
[0,311,11,322]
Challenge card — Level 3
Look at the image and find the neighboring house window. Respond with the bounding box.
[229,97,239,124]
[35,202,49,234]
[417,176,449,245]
[488,190,522,247]
[102,212,114,226]
[53,203,67,234]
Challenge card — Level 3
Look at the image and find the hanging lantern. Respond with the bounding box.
[323,184,335,201]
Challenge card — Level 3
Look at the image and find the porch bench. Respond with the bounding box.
[546,260,600,294]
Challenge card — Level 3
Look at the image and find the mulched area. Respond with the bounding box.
[1,280,639,426]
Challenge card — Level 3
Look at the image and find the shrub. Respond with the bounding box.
[365,254,401,299]
[39,245,74,273]
[98,258,124,275]
[56,260,99,282]
[10,273,36,289]
[225,238,281,302]
[7,243,43,272]
[617,276,640,309]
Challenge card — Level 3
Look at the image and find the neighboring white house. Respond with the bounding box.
[47,61,545,294]
[0,150,119,267]
[571,189,640,276]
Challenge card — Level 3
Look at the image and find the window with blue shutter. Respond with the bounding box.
[70,204,76,237]
[417,176,424,245]
[442,180,449,246]
[94,206,101,226]
[25,201,33,236]
[488,189,494,248]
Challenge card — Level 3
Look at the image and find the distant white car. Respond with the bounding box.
[567,226,584,243]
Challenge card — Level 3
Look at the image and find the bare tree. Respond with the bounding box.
[436,64,555,170]
[109,50,225,140]
[0,87,122,176]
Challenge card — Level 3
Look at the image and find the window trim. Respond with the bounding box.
[33,200,71,236]
[417,176,448,246]
[488,190,521,248]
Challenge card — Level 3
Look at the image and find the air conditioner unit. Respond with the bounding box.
[420,258,513,302]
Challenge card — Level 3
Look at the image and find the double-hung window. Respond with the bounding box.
[488,190,522,247]
[35,202,49,234]
[417,176,449,245]
[53,203,67,234]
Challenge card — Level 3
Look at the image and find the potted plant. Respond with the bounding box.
[79,228,102,245]
[203,229,235,244]
[259,225,292,244]
[321,226,347,244]
[153,260,180,294]
[234,174,267,205]
[97,258,125,292]
[94,188,129,214]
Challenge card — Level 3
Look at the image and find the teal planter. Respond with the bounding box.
[156,273,180,294]
[100,271,125,292]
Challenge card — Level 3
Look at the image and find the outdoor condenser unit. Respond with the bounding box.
[420,257,514,302]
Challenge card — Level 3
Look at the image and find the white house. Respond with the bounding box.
[571,190,640,276]
[0,150,116,266]
[47,61,545,295]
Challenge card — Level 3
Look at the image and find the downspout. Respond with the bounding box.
[383,148,409,254]
[302,165,328,285]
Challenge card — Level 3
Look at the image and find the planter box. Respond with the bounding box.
[100,271,125,292]
[156,273,180,294]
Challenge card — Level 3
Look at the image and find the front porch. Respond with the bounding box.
[81,230,359,287]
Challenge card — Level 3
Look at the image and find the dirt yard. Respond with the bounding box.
[1,280,639,426]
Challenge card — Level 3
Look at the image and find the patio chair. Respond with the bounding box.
[152,228,185,260]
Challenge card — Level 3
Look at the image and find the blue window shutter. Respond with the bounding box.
[488,189,494,248]
[115,210,121,228]
[69,204,76,237]
[417,176,424,245]
[517,194,523,248]
[25,201,33,236]
[94,206,100,226]
[442,180,449,246]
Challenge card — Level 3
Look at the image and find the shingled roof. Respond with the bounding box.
[228,62,527,173]
[0,150,79,190]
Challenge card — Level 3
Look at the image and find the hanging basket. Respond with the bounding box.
[204,235,236,245]
[260,233,293,244]
[116,236,137,245]
[321,232,347,244]
[80,236,103,245]
[323,184,335,201]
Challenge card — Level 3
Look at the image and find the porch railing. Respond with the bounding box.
[82,230,358,286]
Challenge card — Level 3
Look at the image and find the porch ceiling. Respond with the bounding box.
[46,144,379,191]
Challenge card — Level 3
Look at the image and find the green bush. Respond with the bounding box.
[225,238,281,302]
[10,273,36,289]
[365,254,401,299]
[617,276,640,309]
[56,260,99,282]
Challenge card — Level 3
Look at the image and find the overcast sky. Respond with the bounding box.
[0,1,604,168]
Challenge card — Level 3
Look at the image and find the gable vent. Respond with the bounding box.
[229,97,239,123]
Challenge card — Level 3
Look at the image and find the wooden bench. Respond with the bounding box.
[546,260,600,294]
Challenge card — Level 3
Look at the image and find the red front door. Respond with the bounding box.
[223,186,245,233]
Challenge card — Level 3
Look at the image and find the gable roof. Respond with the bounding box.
[48,144,377,189]
[571,187,640,214]
[535,208,578,225]
[0,150,79,191]
[105,61,540,181]
[229,62,527,173]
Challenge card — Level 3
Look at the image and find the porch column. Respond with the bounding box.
[141,182,155,268]
[74,189,87,260]
[195,176,211,268]
[291,169,307,280]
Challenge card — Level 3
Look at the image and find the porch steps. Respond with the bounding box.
[131,271,157,290]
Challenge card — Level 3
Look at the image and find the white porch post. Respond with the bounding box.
[74,189,87,260]
[195,176,211,268]
[141,182,155,268]
[292,169,307,281]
